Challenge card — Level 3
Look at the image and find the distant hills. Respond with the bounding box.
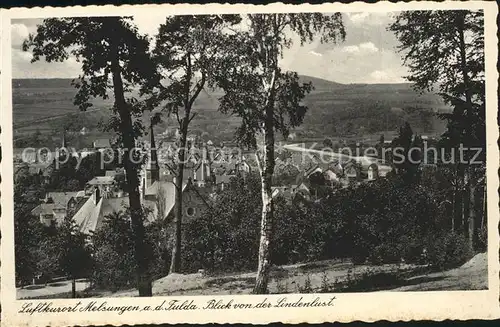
[12,76,449,145]
[13,78,78,89]
[299,75,441,97]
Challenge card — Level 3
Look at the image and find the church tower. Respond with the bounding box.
[146,124,160,188]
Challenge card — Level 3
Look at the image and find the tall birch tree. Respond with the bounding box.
[217,13,345,293]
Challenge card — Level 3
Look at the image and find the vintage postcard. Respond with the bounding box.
[1,1,499,326]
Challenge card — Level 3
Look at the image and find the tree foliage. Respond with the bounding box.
[389,11,484,100]
[389,10,485,151]
[390,10,486,251]
[24,17,155,116]
[217,13,345,147]
[391,122,423,184]
[56,219,93,281]
[91,210,165,291]
[14,204,47,286]
[182,172,471,273]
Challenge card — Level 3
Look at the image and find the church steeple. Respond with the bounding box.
[147,123,160,185]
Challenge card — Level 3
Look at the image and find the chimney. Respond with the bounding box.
[62,129,67,149]
[92,186,101,205]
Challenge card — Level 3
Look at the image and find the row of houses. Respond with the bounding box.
[14,135,114,183]
[270,153,393,200]
[29,127,395,234]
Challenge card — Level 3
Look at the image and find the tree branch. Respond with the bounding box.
[188,112,198,124]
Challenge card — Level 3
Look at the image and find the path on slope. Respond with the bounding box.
[389,253,488,292]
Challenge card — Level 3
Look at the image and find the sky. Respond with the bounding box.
[11,12,408,84]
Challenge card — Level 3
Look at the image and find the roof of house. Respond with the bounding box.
[305,164,324,177]
[31,203,65,216]
[87,176,115,185]
[215,174,234,184]
[271,186,295,200]
[75,190,86,198]
[73,178,211,233]
[105,169,124,177]
[71,196,90,217]
[324,164,343,176]
[33,191,86,216]
[45,191,79,207]
[377,165,392,176]
[344,165,359,173]
[72,196,129,235]
[297,182,310,190]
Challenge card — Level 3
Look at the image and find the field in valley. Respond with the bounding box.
[12,76,449,148]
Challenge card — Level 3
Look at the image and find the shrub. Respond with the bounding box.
[181,174,261,273]
[426,231,471,269]
[298,275,313,293]
[181,171,475,275]
[320,271,331,293]
[369,243,402,265]
[91,211,165,291]
[338,268,405,292]
[275,278,289,294]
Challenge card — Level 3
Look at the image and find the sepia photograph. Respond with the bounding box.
[1,1,499,325]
